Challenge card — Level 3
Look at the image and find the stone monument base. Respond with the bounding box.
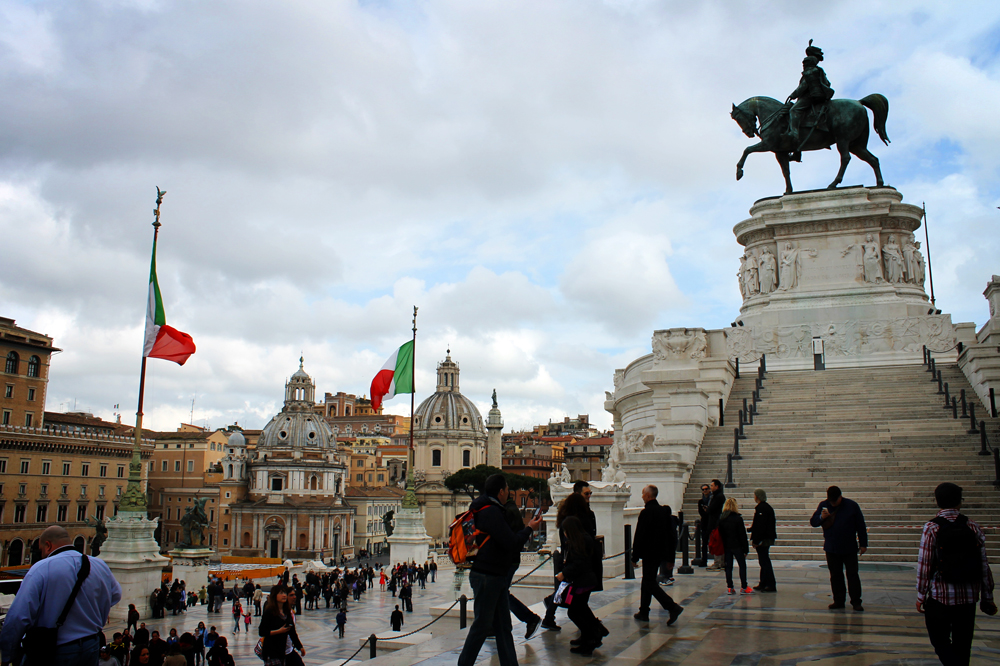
[99,511,169,621]
[385,506,431,565]
[169,548,214,590]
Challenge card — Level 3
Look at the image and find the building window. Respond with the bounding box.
[209,534,213,546]
[41,461,50,475]
[99,465,107,477]
[463,450,471,467]
[23,413,32,427]
[432,450,442,466]
[3,385,11,398]
[40,484,47,496]
[356,474,363,482]
[57,505,67,521]
[223,523,229,531]
[27,356,40,378]
[61,485,67,495]
[5,352,18,375]
[223,539,228,546]
[14,505,25,523]
[99,486,105,497]
[80,486,87,497]
[77,505,87,521]
[1,410,8,425]
[161,460,168,471]
[270,478,283,492]
[26,388,34,401]
[62,462,70,476]
[210,510,214,521]
[95,505,104,520]
[116,486,122,497]
[81,463,89,477]
[148,462,154,472]
[0,460,5,474]
[19,460,28,474]
[225,492,230,498]
[378,473,384,482]
[117,466,125,478]
[174,461,181,472]
[187,460,194,472]
[36,505,47,522]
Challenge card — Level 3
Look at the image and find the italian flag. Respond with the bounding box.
[143,237,196,365]
[370,340,414,411]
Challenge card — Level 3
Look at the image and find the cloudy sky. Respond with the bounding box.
[1,1,998,433]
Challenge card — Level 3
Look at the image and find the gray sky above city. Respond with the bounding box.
[1,1,998,432]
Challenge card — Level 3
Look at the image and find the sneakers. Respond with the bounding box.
[665,577,675,586]
[525,617,541,640]
[742,586,753,594]
[667,606,684,626]
[540,618,561,632]
[727,588,736,595]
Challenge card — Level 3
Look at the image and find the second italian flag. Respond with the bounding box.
[370,340,414,410]
[143,236,196,365]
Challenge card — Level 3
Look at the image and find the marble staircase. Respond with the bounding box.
[681,362,1000,562]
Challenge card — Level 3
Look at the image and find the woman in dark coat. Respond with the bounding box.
[258,585,294,665]
[557,516,605,656]
[717,497,750,594]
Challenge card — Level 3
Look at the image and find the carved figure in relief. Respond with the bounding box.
[558,463,572,484]
[738,254,748,299]
[882,234,905,283]
[912,241,926,286]
[745,250,759,295]
[902,238,918,283]
[777,242,816,291]
[843,233,883,283]
[652,329,707,361]
[758,247,777,294]
[690,330,708,358]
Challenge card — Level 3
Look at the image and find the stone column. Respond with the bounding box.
[100,510,169,621]
[485,395,503,469]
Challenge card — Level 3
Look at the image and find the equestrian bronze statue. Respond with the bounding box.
[731,41,890,194]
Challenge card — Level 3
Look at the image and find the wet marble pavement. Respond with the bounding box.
[114,561,1000,665]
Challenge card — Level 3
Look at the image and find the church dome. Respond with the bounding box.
[414,351,486,436]
[228,430,246,448]
[257,358,335,451]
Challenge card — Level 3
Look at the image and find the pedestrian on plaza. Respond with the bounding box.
[199,586,207,606]
[193,622,207,666]
[717,498,751,595]
[147,630,168,666]
[335,609,347,638]
[810,485,868,611]
[127,603,140,634]
[254,585,264,615]
[131,646,151,666]
[134,623,150,648]
[541,483,599,632]
[399,581,413,612]
[162,644,186,666]
[0,525,122,666]
[379,570,387,591]
[632,485,684,625]
[202,627,217,663]
[558,516,606,656]
[916,482,997,665]
[430,560,437,583]
[697,484,712,565]
[456,473,542,666]
[705,480,726,570]
[100,645,122,666]
[749,488,777,592]
[166,628,179,648]
[503,489,543,639]
[232,598,243,633]
[282,590,306,666]
[179,632,197,666]
[390,605,404,631]
[109,633,128,666]
[205,636,234,666]
[243,607,252,633]
[258,585,295,666]
[121,629,134,665]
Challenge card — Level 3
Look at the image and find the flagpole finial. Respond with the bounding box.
[153,187,166,229]
[412,306,418,333]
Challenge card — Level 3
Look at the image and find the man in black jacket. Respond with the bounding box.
[810,485,868,611]
[503,495,543,638]
[631,485,683,625]
[457,474,542,666]
[749,488,777,591]
[706,479,726,570]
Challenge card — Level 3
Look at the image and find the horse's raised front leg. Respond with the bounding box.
[851,142,883,188]
[737,142,769,181]
[828,140,851,189]
[775,152,792,194]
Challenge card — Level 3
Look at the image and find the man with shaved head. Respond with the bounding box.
[0,525,122,666]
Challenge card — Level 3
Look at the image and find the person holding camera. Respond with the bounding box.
[810,485,867,611]
[917,482,996,665]
[257,586,301,666]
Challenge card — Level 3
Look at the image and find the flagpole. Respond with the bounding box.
[922,202,936,308]
[402,306,419,510]
[121,188,165,514]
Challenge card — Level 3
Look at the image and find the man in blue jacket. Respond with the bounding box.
[457,474,542,666]
[810,485,868,611]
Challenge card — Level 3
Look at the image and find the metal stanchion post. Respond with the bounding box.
[460,594,468,629]
[370,635,378,659]
[624,524,634,580]
[719,398,725,427]
[678,524,694,574]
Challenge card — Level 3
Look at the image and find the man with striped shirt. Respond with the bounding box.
[916,482,997,665]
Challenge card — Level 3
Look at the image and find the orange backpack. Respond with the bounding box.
[449,506,491,566]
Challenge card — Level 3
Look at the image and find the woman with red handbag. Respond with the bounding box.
[556,516,605,656]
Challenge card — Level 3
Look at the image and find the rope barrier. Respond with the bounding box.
[342,597,461,663]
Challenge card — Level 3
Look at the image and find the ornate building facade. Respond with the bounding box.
[413,352,488,540]
[229,359,355,560]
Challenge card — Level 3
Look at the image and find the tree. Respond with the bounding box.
[444,465,547,501]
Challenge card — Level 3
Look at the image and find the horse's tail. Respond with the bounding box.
[860,94,890,145]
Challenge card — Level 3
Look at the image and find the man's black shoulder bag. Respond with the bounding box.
[21,553,91,664]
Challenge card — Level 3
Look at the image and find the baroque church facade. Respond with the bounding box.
[228,359,355,560]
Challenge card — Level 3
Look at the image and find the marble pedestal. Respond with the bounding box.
[99,511,169,621]
[169,548,214,590]
[385,506,431,565]
[545,480,632,577]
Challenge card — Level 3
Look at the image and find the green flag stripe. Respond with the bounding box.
[392,340,415,394]
[150,237,167,326]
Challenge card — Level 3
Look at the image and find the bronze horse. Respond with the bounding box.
[731,95,890,194]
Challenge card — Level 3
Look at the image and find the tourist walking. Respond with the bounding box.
[749,488,777,592]
[258,585,296,666]
[335,609,347,638]
[205,635,234,666]
[390,605,404,631]
[0,525,122,666]
[399,581,413,612]
[457,474,542,666]
[697,484,712,565]
[718,498,751,594]
[632,485,684,625]
[705,480,726,570]
[559,516,606,656]
[917,482,997,665]
[541,484,599,631]
[810,485,868,611]
[127,603,140,634]
[503,490,542,639]
[254,585,264,615]
[232,598,243,632]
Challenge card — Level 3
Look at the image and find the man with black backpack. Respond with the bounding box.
[917,482,996,665]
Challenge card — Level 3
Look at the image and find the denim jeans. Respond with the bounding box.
[724,551,748,590]
[457,570,517,666]
[23,634,100,666]
[504,563,537,624]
